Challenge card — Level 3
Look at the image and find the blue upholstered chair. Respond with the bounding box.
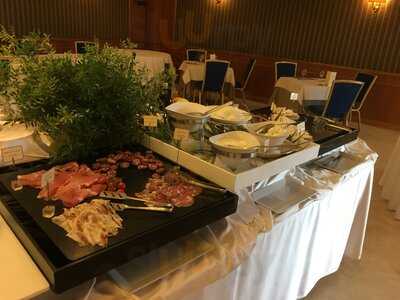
[350,72,378,129]
[235,58,256,108]
[186,49,207,63]
[75,41,96,54]
[275,61,297,81]
[199,60,230,104]
[323,80,365,125]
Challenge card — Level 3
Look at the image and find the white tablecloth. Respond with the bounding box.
[380,135,400,219]
[275,77,330,105]
[30,140,377,300]
[179,61,235,87]
[118,49,174,78]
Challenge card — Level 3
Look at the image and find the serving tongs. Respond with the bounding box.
[185,101,234,118]
[100,191,174,211]
[185,179,227,193]
[110,203,174,213]
[169,167,227,193]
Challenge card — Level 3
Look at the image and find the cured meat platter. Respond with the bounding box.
[0,146,238,293]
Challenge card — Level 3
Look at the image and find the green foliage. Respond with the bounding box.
[10,46,165,161]
[0,60,11,94]
[120,38,138,50]
[0,25,54,56]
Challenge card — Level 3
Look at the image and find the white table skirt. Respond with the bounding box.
[5,141,376,300]
[380,135,400,219]
[133,157,375,300]
[275,77,330,105]
[179,61,235,87]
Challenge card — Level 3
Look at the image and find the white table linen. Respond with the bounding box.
[179,61,235,87]
[275,77,331,105]
[137,141,375,300]
[380,135,400,219]
[118,49,174,78]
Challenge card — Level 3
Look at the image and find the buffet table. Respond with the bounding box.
[0,139,377,300]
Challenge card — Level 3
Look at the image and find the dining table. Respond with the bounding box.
[274,77,331,107]
[117,49,175,78]
[178,61,236,99]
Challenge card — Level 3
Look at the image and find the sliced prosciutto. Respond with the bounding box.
[16,161,122,207]
[37,170,75,199]
[17,170,46,189]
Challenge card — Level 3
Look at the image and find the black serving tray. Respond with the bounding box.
[0,149,238,293]
[305,119,359,155]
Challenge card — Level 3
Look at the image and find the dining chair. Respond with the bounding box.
[235,58,256,109]
[349,72,378,130]
[322,80,365,125]
[75,41,96,54]
[275,61,297,82]
[199,60,230,104]
[186,49,207,63]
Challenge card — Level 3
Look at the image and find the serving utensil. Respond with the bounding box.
[186,178,226,193]
[99,191,174,208]
[186,101,234,118]
[110,203,174,213]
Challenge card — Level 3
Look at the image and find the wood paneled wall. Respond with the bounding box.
[0,0,130,40]
[176,0,400,74]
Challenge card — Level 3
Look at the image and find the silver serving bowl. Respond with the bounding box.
[209,131,260,169]
[166,102,210,133]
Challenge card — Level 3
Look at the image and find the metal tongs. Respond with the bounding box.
[110,203,174,213]
[99,191,174,213]
[186,179,227,193]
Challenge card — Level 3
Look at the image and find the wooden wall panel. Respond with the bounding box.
[175,0,400,74]
[0,0,130,40]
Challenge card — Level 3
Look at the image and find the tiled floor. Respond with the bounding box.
[304,124,400,300]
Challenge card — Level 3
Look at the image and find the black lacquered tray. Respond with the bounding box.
[0,149,238,293]
[305,119,359,155]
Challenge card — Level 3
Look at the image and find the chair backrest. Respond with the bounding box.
[323,80,364,121]
[186,49,207,62]
[275,61,297,81]
[75,41,96,54]
[353,72,378,110]
[202,60,230,93]
[242,58,257,90]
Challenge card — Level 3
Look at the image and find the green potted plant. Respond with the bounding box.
[1,33,170,161]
